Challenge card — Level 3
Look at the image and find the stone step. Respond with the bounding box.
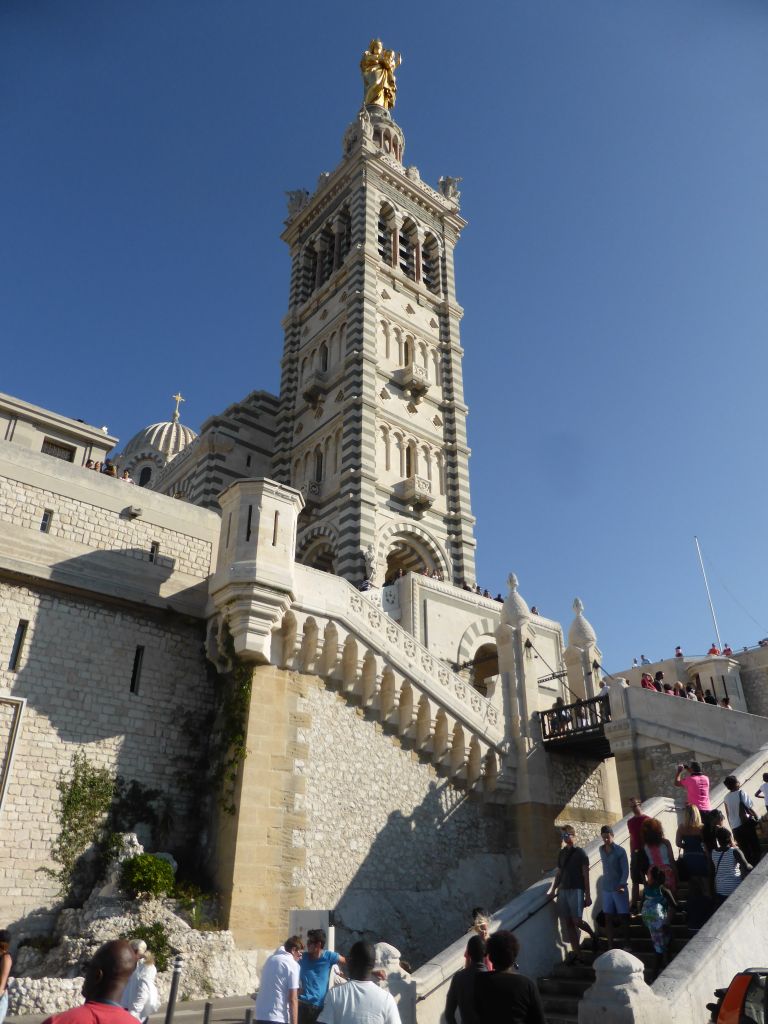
[540,993,581,1017]
[538,976,595,997]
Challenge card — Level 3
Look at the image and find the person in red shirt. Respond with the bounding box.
[640,674,656,691]
[626,796,650,915]
[674,762,712,816]
[43,941,138,1024]
[708,644,720,656]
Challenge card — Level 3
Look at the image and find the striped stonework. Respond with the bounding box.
[277,106,477,588]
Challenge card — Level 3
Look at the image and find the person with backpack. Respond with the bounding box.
[641,866,678,979]
[723,776,762,866]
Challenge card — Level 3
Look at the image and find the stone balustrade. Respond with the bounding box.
[277,565,506,789]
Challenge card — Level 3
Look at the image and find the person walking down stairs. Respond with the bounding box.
[546,825,597,965]
[641,866,678,980]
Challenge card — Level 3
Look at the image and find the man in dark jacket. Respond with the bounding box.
[445,935,487,1024]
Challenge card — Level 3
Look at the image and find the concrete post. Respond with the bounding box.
[579,950,672,1024]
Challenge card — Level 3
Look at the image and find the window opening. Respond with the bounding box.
[8,619,29,671]
[314,450,324,483]
[272,510,280,546]
[40,509,53,533]
[378,212,392,263]
[41,439,75,462]
[149,541,160,563]
[130,645,145,694]
[138,466,152,487]
[246,505,253,542]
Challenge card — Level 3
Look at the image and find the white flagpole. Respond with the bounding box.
[694,535,723,651]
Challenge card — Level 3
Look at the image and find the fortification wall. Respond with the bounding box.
[0,579,212,929]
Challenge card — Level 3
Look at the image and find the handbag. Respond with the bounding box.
[738,790,758,824]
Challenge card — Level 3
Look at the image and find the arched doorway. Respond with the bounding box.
[384,538,430,583]
[471,643,499,697]
[300,540,336,574]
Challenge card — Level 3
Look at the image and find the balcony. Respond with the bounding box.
[539,694,612,759]
[301,369,327,407]
[395,475,434,509]
[396,364,430,399]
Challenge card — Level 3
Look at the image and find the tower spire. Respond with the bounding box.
[171,392,185,423]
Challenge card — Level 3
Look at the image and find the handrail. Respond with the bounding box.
[540,694,610,742]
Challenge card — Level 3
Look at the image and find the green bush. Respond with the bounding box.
[120,853,175,900]
[122,922,171,972]
[173,880,220,931]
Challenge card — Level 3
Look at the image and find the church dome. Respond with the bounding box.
[118,395,197,487]
[567,597,597,648]
[122,418,197,462]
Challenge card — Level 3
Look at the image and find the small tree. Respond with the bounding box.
[42,751,114,898]
[120,853,175,899]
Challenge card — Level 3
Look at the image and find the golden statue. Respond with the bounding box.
[360,39,401,111]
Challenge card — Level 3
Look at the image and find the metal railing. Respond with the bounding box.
[539,694,610,743]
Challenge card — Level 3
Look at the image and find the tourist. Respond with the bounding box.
[530,606,539,615]
[685,684,697,700]
[627,797,649,915]
[702,808,725,854]
[653,671,664,692]
[674,762,711,818]
[640,673,656,691]
[672,682,686,698]
[674,646,683,658]
[720,697,733,710]
[299,929,346,1024]
[255,936,303,1024]
[85,459,95,470]
[474,931,545,1024]
[494,593,503,602]
[640,655,650,665]
[0,929,11,1024]
[597,679,611,699]
[94,461,103,472]
[546,825,595,964]
[641,818,677,895]
[662,683,674,696]
[632,657,639,668]
[704,689,718,706]
[123,945,159,1022]
[41,940,138,1024]
[754,772,768,804]
[598,826,630,949]
[722,644,733,656]
[470,907,490,941]
[121,470,135,485]
[674,805,710,932]
[723,776,762,866]
[444,935,487,1024]
[641,866,678,979]
[318,941,399,1024]
[708,643,720,656]
[711,827,752,906]
[550,697,569,735]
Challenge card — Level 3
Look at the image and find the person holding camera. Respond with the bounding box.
[674,762,711,820]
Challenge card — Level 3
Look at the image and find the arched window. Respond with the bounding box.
[378,205,395,264]
[300,357,308,381]
[422,235,440,293]
[302,247,317,301]
[314,447,324,483]
[319,342,329,372]
[436,451,445,495]
[318,224,335,286]
[334,429,342,473]
[405,440,417,478]
[338,207,352,264]
[399,219,417,280]
[403,335,413,367]
[394,432,405,476]
[138,466,152,487]
[380,320,390,360]
[418,341,429,369]
[431,348,441,386]
[421,444,432,481]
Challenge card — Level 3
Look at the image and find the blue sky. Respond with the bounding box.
[3,1,768,668]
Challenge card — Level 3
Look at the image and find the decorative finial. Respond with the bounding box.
[172,392,185,423]
[508,573,519,592]
[360,39,402,110]
[573,597,584,615]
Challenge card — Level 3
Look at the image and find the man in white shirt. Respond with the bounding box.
[319,942,400,1024]
[255,937,304,1024]
[755,772,768,804]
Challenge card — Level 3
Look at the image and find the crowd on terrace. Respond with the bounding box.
[83,458,134,484]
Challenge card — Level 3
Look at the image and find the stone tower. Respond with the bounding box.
[273,46,476,587]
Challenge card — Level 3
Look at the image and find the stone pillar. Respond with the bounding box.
[314,236,327,289]
[579,950,672,1024]
[332,215,344,271]
[565,598,601,700]
[391,214,401,269]
[210,478,304,663]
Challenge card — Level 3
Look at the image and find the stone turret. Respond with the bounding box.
[564,596,602,699]
[209,478,304,663]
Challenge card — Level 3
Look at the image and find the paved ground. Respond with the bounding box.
[7,994,255,1024]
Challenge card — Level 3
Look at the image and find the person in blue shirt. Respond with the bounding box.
[299,930,347,1024]
[599,826,630,949]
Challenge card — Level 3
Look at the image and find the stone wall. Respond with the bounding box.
[737,649,768,718]
[0,579,213,926]
[296,677,518,967]
[0,474,212,577]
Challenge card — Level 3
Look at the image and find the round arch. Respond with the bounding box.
[456,618,499,696]
[375,521,451,585]
[297,524,339,574]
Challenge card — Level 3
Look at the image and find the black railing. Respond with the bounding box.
[540,694,610,744]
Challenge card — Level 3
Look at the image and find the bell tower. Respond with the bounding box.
[272,41,477,587]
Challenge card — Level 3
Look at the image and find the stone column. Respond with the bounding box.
[391,214,401,270]
[314,236,327,290]
[332,215,345,271]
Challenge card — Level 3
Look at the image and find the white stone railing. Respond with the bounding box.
[276,566,506,789]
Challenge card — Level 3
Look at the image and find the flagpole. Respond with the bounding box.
[694,535,723,651]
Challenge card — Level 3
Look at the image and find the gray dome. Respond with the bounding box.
[121,417,197,463]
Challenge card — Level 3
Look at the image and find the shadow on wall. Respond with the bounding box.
[1,547,215,938]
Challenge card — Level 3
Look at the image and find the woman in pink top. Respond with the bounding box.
[674,762,711,811]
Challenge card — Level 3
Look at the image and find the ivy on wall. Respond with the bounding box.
[210,624,252,815]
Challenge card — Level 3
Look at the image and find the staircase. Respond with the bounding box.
[537,833,768,1024]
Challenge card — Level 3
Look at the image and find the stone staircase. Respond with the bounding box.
[538,833,768,1024]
